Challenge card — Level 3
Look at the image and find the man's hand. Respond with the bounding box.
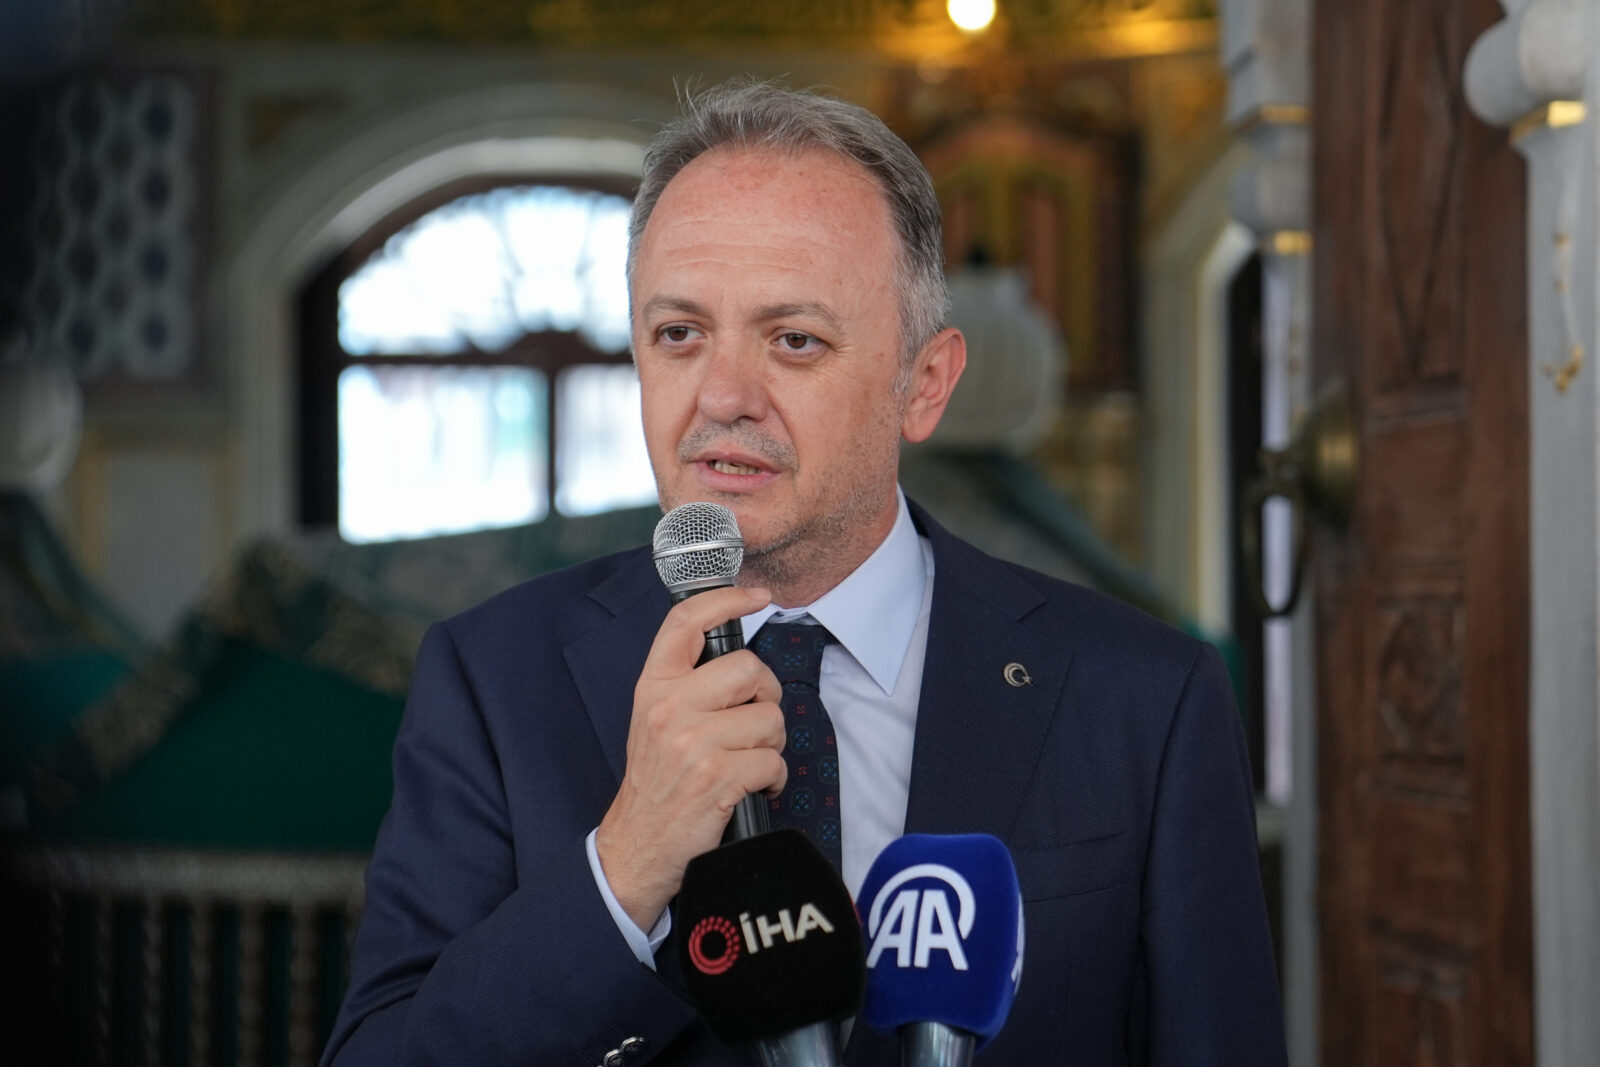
[595,585,785,929]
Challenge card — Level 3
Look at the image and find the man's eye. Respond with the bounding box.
[781,332,815,351]
[661,325,693,343]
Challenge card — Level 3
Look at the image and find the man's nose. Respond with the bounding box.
[695,341,770,426]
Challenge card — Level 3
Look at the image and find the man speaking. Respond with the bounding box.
[323,79,1286,1064]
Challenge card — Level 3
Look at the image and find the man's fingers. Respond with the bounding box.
[703,699,787,754]
[745,748,788,800]
[709,724,788,799]
[633,653,777,733]
[641,585,772,678]
[706,703,788,798]
[681,649,782,710]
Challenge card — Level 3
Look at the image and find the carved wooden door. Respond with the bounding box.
[1311,0,1533,1063]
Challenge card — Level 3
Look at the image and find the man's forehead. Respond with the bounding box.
[628,142,907,341]
[632,146,898,286]
[649,144,889,223]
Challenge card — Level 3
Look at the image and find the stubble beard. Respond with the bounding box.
[735,461,898,602]
[733,416,905,605]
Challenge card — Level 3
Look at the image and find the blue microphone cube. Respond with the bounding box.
[857,833,1024,1049]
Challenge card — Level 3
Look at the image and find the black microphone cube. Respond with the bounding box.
[674,829,863,1046]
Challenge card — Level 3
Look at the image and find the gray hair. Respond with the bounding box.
[628,78,950,370]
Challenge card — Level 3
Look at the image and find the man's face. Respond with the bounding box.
[630,146,914,599]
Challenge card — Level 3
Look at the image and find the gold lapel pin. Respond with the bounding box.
[1003,662,1032,687]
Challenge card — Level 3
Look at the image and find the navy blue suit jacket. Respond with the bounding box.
[324,504,1286,1065]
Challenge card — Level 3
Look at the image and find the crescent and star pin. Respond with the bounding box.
[1003,662,1032,688]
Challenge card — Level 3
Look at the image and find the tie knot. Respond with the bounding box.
[752,620,834,685]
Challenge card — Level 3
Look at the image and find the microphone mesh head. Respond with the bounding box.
[652,502,744,592]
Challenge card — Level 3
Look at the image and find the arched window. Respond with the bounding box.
[296,179,656,542]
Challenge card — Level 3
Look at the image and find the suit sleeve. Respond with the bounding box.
[320,621,700,1067]
[1135,642,1288,1065]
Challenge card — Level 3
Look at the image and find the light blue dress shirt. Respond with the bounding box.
[586,490,935,969]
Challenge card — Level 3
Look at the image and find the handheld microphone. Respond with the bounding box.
[675,829,863,1065]
[653,499,746,642]
[651,501,766,841]
[857,834,1025,1066]
[655,504,853,1064]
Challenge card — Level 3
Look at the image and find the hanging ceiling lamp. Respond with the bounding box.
[946,0,997,35]
[931,259,1066,454]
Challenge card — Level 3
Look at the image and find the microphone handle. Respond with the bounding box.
[671,587,772,842]
[701,617,772,842]
[900,1023,975,1067]
[672,583,828,1066]
[697,617,746,665]
[749,1021,842,1067]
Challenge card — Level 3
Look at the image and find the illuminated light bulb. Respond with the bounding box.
[947,0,996,33]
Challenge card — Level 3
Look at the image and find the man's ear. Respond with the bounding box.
[900,328,968,444]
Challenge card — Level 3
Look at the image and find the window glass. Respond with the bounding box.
[338,365,548,543]
[555,364,657,516]
[339,186,632,357]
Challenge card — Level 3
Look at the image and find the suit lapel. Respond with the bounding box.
[563,549,671,781]
[902,505,1073,842]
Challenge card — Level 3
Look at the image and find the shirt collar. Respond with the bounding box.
[740,490,926,696]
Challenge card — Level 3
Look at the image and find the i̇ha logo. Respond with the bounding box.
[687,904,838,976]
[864,863,975,971]
[687,915,742,975]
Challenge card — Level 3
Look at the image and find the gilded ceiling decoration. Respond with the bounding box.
[140,0,1215,58]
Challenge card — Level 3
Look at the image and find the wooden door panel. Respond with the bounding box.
[1362,422,1470,562]
[1313,0,1532,1063]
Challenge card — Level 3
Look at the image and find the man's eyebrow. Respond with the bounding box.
[638,295,710,320]
[637,297,846,332]
[755,302,844,332]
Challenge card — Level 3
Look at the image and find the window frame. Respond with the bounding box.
[294,172,639,533]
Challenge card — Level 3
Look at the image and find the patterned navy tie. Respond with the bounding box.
[752,620,842,872]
